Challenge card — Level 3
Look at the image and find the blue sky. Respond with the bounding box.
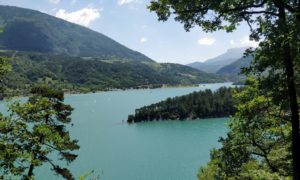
[0,0,258,64]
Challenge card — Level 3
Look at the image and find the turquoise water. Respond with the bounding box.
[0,83,232,180]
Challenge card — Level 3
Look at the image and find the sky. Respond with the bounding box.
[0,0,259,64]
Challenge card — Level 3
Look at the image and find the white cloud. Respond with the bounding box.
[140,37,148,43]
[197,37,216,46]
[241,36,259,47]
[117,0,139,6]
[230,36,259,47]
[55,8,101,27]
[49,0,60,4]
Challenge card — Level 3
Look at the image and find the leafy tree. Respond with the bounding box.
[198,79,292,179]
[148,0,300,178]
[0,56,11,99]
[0,56,11,79]
[0,86,79,179]
[0,25,78,179]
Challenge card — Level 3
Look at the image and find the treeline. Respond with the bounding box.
[128,87,238,123]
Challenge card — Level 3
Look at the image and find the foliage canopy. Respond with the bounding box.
[0,86,79,179]
[148,0,300,179]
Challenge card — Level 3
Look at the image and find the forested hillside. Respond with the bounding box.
[1,51,223,96]
[0,5,226,97]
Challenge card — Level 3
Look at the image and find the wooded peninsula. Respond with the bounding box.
[128,87,237,123]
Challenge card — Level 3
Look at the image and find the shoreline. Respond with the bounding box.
[1,82,233,100]
[64,82,233,97]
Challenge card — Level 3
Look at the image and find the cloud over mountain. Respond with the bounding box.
[55,8,100,27]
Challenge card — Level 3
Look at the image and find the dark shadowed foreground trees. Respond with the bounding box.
[0,86,79,179]
[149,0,300,179]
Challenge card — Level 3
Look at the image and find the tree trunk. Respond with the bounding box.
[23,158,35,180]
[25,147,38,179]
[278,4,300,180]
[284,39,300,180]
[26,163,34,179]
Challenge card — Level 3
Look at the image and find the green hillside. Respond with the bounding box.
[1,51,223,96]
[0,5,151,61]
[0,5,225,97]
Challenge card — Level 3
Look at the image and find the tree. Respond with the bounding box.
[0,57,11,79]
[198,79,292,179]
[127,87,236,123]
[148,0,300,179]
[0,26,78,179]
[0,57,11,99]
[0,86,79,179]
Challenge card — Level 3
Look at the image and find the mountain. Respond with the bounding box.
[0,5,225,97]
[216,56,253,81]
[217,56,252,75]
[0,5,151,61]
[187,47,248,73]
[2,51,223,96]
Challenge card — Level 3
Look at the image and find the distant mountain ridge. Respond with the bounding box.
[0,5,151,61]
[187,47,248,73]
[217,56,252,75]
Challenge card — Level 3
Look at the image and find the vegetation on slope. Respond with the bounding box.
[0,5,151,61]
[0,5,223,98]
[0,51,223,97]
[128,87,237,123]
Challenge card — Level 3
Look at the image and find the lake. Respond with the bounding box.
[0,83,232,180]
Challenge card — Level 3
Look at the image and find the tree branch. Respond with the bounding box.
[251,135,279,172]
[175,1,269,15]
[240,14,254,32]
[272,0,297,13]
[241,11,279,16]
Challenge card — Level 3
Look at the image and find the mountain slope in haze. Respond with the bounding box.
[217,56,252,75]
[2,51,224,96]
[187,47,248,73]
[216,56,253,81]
[0,5,151,61]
